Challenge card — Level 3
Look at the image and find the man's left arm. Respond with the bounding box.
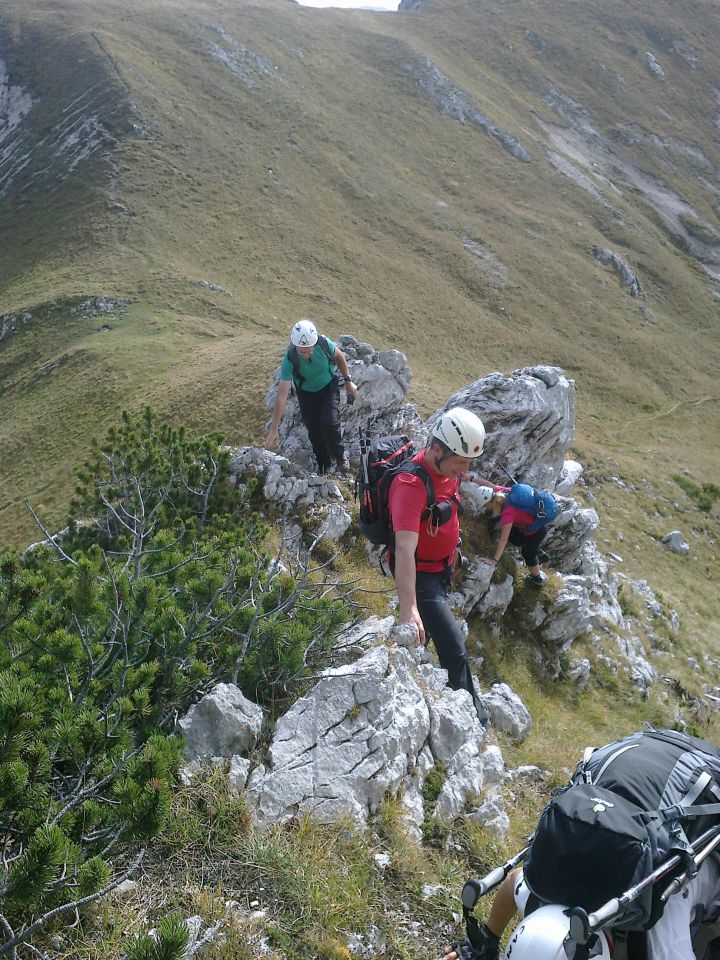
[334,349,358,401]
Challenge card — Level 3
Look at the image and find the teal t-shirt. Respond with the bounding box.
[279,337,337,392]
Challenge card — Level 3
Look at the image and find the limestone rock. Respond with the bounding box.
[593,247,643,296]
[248,646,430,827]
[246,644,504,836]
[544,502,600,574]
[555,459,584,495]
[228,756,252,794]
[631,579,663,617]
[615,632,656,695]
[228,447,342,511]
[264,336,421,469]
[427,368,575,492]
[335,615,395,653]
[404,57,532,162]
[482,683,532,742]
[466,794,510,837]
[661,530,690,555]
[568,658,591,690]
[450,559,494,615]
[644,52,665,77]
[178,683,264,760]
[527,575,592,652]
[317,504,352,541]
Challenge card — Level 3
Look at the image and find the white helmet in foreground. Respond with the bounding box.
[291,319,318,347]
[503,906,611,960]
[432,407,485,458]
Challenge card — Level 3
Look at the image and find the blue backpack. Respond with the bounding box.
[505,483,558,533]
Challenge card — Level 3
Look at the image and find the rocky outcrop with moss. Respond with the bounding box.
[219,347,689,839]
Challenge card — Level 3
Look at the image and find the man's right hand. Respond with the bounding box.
[264,428,280,449]
[399,606,425,645]
[443,929,499,960]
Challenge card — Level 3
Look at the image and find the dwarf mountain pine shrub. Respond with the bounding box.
[0,408,350,958]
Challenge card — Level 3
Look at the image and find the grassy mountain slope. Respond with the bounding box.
[1,0,719,617]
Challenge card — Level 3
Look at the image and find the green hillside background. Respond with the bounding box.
[2,0,719,633]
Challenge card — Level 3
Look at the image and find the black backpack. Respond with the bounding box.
[358,435,434,547]
[524,729,720,931]
[286,335,335,387]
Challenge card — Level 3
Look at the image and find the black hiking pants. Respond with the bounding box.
[509,526,546,567]
[296,380,343,472]
[415,571,487,725]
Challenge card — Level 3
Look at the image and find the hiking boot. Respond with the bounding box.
[537,549,550,564]
[525,573,546,588]
[335,456,351,476]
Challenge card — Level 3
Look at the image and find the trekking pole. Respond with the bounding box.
[489,460,518,486]
[360,426,372,510]
[568,824,720,947]
[660,824,720,903]
[461,846,530,911]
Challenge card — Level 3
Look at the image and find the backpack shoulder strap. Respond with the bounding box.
[399,461,436,515]
[573,747,598,785]
[318,334,335,362]
[287,345,303,385]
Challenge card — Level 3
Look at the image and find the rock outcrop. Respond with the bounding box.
[662,530,690,555]
[219,343,700,843]
[593,248,643,296]
[181,640,507,841]
[433,365,576,490]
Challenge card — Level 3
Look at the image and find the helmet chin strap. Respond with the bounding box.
[428,443,451,471]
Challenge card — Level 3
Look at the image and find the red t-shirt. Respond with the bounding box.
[388,453,460,572]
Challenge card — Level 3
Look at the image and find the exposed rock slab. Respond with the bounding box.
[246,645,505,837]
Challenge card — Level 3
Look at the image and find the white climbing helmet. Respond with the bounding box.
[432,407,486,458]
[503,906,611,960]
[290,318,318,347]
[475,485,495,507]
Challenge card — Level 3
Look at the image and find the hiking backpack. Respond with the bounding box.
[357,435,436,548]
[504,482,558,532]
[524,728,720,931]
[286,335,335,387]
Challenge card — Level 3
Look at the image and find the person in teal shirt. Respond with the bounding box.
[265,319,358,474]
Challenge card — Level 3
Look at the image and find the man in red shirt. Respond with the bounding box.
[388,407,488,725]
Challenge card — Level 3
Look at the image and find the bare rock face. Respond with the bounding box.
[246,644,506,839]
[593,247,643,296]
[228,447,343,511]
[402,56,532,163]
[429,367,576,491]
[556,459,584,495]
[482,683,532,742]
[178,683,265,760]
[661,530,690,555]
[544,501,600,573]
[527,576,593,652]
[644,51,665,77]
